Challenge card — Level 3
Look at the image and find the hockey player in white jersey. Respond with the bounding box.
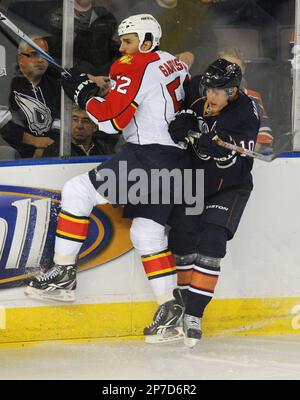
[25,14,190,343]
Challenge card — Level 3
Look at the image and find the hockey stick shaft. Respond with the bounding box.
[0,11,68,74]
[211,135,273,162]
[188,131,292,162]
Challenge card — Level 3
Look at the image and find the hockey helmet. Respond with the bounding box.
[200,58,242,89]
[118,14,162,52]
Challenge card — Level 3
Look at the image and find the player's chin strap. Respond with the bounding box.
[187,131,294,163]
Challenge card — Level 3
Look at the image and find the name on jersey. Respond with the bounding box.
[159,58,185,77]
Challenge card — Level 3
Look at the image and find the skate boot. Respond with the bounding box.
[183,314,202,348]
[25,264,77,302]
[144,289,185,343]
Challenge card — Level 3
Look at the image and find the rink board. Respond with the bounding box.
[1,297,300,344]
[0,157,300,343]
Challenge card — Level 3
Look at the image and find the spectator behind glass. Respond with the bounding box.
[129,0,217,74]
[0,37,61,158]
[96,0,139,23]
[48,0,120,75]
[219,47,274,152]
[200,0,279,60]
[0,106,20,160]
[43,105,117,157]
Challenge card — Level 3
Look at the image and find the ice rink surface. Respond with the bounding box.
[0,335,300,380]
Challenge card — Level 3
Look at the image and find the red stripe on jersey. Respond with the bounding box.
[113,103,138,130]
[86,52,160,129]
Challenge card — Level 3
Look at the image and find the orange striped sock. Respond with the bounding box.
[186,264,221,317]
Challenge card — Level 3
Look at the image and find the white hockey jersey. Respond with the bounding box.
[86,50,190,148]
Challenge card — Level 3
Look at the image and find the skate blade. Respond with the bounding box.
[25,286,75,302]
[145,327,184,344]
[184,337,201,349]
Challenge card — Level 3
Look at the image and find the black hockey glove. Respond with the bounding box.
[168,109,199,144]
[196,129,237,168]
[61,69,99,109]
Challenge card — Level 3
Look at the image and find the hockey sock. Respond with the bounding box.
[176,263,193,292]
[185,262,220,318]
[141,249,177,305]
[54,210,90,265]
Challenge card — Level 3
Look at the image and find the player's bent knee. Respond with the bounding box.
[61,173,105,216]
[130,218,167,255]
[168,228,197,255]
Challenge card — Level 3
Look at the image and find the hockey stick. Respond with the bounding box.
[188,131,293,162]
[0,11,69,75]
[212,135,278,162]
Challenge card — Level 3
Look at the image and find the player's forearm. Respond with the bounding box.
[86,96,137,134]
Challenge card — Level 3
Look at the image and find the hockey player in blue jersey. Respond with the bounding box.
[168,58,260,347]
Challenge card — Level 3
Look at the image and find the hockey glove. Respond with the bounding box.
[168,109,199,144]
[197,131,237,168]
[61,69,99,109]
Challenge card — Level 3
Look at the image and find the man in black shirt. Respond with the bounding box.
[168,58,260,347]
[43,105,116,157]
[0,37,61,158]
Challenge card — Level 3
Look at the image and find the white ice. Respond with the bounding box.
[0,335,300,380]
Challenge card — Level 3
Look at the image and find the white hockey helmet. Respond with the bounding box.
[118,14,162,52]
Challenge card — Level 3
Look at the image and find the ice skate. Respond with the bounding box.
[183,314,202,348]
[25,264,77,302]
[144,289,185,343]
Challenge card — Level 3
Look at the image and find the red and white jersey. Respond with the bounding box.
[86,50,190,148]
